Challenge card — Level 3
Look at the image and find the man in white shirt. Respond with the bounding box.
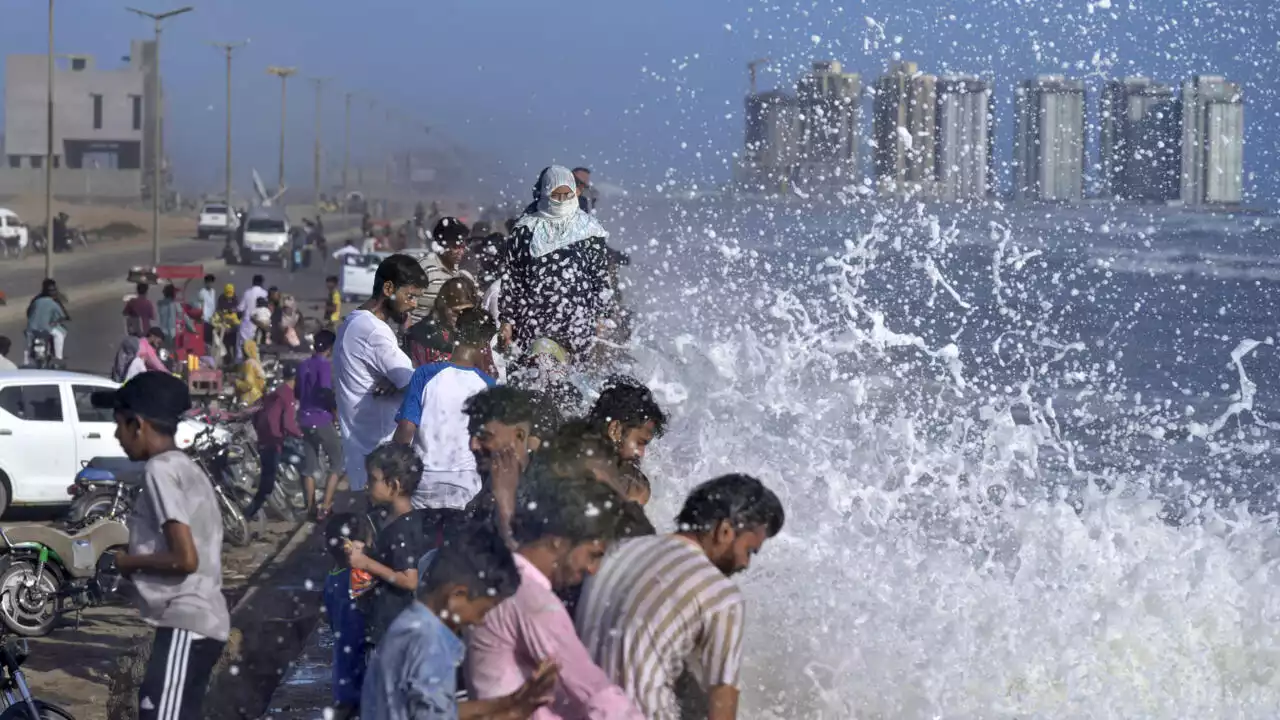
[333,254,428,490]
[236,274,269,358]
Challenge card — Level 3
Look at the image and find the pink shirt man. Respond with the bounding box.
[466,554,644,720]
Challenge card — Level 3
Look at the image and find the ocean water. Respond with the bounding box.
[609,198,1280,718]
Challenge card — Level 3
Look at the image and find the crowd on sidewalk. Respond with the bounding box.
[85,164,785,720]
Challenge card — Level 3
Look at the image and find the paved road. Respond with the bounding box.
[0,245,340,375]
[0,213,361,305]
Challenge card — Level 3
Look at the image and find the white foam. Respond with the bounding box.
[619,201,1280,718]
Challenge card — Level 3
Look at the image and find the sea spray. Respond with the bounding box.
[614,198,1280,718]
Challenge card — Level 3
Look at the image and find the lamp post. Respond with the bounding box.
[342,90,354,194]
[43,0,54,278]
[266,66,297,192]
[309,77,331,211]
[126,5,193,266]
[211,40,246,211]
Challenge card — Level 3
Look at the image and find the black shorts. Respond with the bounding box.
[302,423,343,478]
[139,627,225,720]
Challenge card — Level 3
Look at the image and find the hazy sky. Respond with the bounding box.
[3,0,1276,203]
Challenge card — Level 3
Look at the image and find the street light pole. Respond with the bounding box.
[126,5,194,266]
[309,77,330,211]
[211,41,246,210]
[44,0,54,279]
[342,91,353,195]
[266,66,297,193]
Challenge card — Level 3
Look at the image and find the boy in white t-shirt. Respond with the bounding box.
[392,308,498,510]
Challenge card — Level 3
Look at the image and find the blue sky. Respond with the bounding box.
[2,0,1276,203]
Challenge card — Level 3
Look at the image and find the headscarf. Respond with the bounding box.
[111,336,141,382]
[222,283,235,298]
[514,165,608,259]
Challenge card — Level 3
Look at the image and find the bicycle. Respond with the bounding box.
[0,635,75,719]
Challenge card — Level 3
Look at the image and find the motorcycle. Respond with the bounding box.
[0,520,128,637]
[0,636,75,719]
[187,427,252,547]
[65,458,145,528]
[24,334,54,371]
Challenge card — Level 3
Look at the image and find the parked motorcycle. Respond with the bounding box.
[187,428,251,547]
[0,520,127,637]
[0,636,75,719]
[65,458,145,528]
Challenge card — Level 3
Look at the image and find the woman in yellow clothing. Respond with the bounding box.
[212,283,241,367]
[234,338,266,406]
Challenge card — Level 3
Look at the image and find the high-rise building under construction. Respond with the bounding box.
[872,61,937,196]
[934,75,993,201]
[1012,75,1086,202]
[1179,75,1244,206]
[1100,77,1180,201]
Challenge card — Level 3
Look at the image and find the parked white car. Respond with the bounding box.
[0,370,217,514]
[339,250,391,302]
[0,208,29,257]
[196,202,233,239]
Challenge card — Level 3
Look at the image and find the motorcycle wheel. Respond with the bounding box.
[0,561,60,637]
[266,481,296,523]
[214,488,251,547]
[66,490,119,527]
[0,699,78,720]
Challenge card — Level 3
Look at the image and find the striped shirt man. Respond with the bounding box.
[575,535,745,720]
[408,252,474,326]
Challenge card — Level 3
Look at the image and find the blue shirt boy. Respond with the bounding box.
[360,591,466,720]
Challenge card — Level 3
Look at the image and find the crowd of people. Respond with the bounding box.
[88,164,786,720]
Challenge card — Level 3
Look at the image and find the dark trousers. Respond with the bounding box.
[139,627,225,720]
[246,445,279,518]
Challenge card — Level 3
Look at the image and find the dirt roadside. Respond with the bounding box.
[18,518,303,720]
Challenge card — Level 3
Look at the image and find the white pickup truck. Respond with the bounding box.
[0,208,29,256]
[196,202,233,239]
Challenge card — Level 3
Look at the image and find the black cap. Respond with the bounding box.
[432,217,470,248]
[91,371,191,426]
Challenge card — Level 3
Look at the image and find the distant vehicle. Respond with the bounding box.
[241,208,291,267]
[0,209,29,258]
[340,250,392,302]
[0,370,216,516]
[196,202,233,239]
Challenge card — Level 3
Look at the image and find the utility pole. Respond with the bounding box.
[267,66,297,192]
[342,91,353,194]
[211,40,247,211]
[309,77,331,211]
[126,5,194,266]
[44,0,54,278]
[384,108,394,186]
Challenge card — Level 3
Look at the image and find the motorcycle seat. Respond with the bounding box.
[86,457,148,484]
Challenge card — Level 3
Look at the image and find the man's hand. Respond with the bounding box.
[511,660,558,712]
[498,323,514,350]
[372,377,400,397]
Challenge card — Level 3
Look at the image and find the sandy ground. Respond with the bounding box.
[0,194,194,240]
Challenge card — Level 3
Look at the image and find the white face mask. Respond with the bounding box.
[546,196,578,218]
